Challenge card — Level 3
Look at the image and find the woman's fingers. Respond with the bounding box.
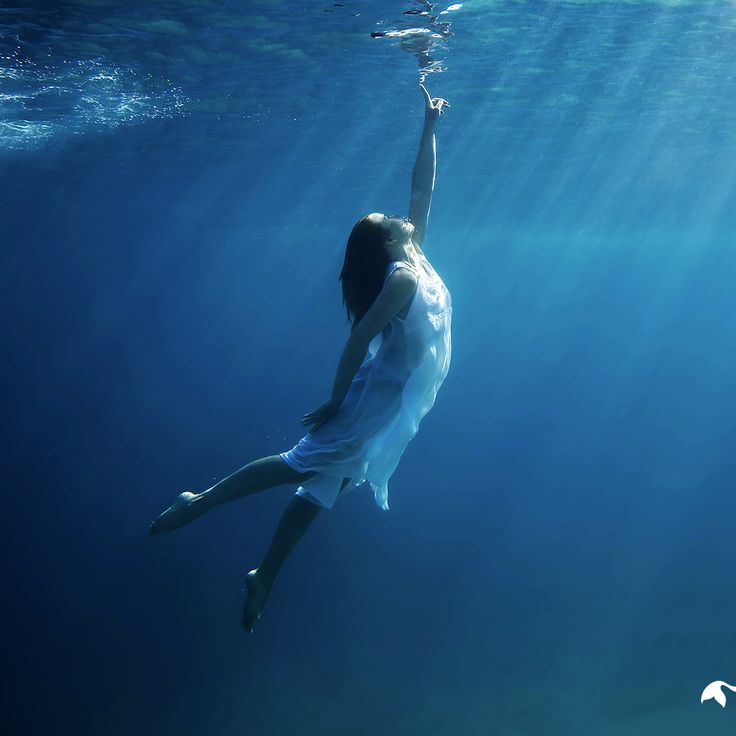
[422,87,451,117]
[301,401,337,428]
[305,414,323,430]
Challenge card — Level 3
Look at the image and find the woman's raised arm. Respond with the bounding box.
[408,83,450,251]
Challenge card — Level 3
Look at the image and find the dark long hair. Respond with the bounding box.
[339,216,393,327]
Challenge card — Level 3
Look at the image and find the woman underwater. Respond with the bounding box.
[150,84,453,633]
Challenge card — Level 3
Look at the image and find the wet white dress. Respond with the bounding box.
[279,248,452,510]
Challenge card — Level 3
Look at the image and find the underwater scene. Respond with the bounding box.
[2,1,736,734]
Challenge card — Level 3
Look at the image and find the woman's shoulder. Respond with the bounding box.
[388,260,416,273]
[384,259,417,282]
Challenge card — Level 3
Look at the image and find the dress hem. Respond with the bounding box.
[279,451,303,473]
[280,452,391,511]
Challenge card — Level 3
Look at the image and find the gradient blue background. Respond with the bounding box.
[2,1,735,734]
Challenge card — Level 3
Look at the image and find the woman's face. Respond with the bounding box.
[366,212,415,244]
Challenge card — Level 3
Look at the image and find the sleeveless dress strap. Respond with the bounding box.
[382,260,414,288]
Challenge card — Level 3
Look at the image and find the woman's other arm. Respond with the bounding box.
[300,269,418,431]
[408,83,450,251]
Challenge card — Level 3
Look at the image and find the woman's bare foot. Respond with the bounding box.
[242,568,274,633]
[149,492,206,535]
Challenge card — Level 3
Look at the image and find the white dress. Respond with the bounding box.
[279,248,452,510]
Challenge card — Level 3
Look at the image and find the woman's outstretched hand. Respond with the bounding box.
[421,83,450,123]
[301,399,340,432]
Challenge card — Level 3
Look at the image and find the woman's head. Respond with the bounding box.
[339,213,414,326]
[367,212,416,245]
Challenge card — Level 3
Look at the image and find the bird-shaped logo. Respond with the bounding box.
[701,681,736,708]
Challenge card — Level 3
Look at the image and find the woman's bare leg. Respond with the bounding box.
[243,477,350,633]
[242,495,321,632]
[149,455,316,535]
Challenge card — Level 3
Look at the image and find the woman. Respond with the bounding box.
[150,84,452,633]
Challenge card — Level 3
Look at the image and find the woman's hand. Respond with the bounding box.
[421,83,450,124]
[301,399,340,432]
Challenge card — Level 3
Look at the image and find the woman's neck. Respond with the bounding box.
[387,239,417,264]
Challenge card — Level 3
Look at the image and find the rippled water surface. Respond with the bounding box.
[4,0,736,155]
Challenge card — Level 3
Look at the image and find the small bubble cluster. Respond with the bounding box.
[0,47,187,152]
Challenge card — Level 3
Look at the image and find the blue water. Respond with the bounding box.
[3,1,736,734]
